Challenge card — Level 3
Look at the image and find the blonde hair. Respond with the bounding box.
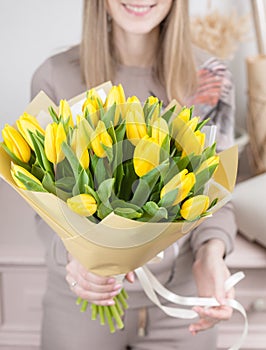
[80,0,197,103]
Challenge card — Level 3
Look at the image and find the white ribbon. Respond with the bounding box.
[135,265,248,350]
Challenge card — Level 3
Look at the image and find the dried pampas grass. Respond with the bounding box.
[191,9,250,60]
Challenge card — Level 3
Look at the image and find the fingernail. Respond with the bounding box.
[107,300,115,305]
[107,278,115,284]
[110,290,119,297]
[114,284,122,290]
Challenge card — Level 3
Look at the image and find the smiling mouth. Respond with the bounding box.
[122,3,156,14]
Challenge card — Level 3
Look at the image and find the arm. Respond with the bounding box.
[189,58,237,334]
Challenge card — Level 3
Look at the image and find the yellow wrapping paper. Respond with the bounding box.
[0,86,238,276]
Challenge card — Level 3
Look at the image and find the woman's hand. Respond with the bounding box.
[65,254,134,306]
[189,239,234,335]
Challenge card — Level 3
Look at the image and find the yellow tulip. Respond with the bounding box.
[82,99,99,127]
[71,126,90,169]
[146,96,160,123]
[171,107,191,137]
[16,112,45,149]
[174,117,203,155]
[86,88,104,107]
[2,124,31,163]
[151,117,169,146]
[90,121,113,158]
[11,163,43,190]
[104,84,126,125]
[195,155,220,174]
[67,193,97,216]
[126,96,144,117]
[126,109,147,146]
[133,135,161,177]
[160,169,196,205]
[44,122,66,164]
[180,195,210,220]
[58,99,74,128]
[181,129,206,158]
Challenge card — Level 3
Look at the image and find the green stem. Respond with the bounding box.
[117,290,129,310]
[76,297,83,305]
[91,304,98,320]
[99,306,105,325]
[110,305,124,329]
[113,296,124,316]
[80,300,89,312]
[104,306,116,333]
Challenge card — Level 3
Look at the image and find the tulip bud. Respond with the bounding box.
[160,169,196,205]
[82,99,99,128]
[44,122,67,164]
[11,163,45,191]
[151,117,169,146]
[126,96,144,117]
[16,112,45,149]
[2,124,31,163]
[105,84,126,125]
[71,125,90,169]
[86,88,104,107]
[90,121,113,158]
[133,135,161,177]
[146,96,160,123]
[58,99,74,128]
[126,109,147,146]
[180,195,210,220]
[181,129,206,158]
[67,193,97,216]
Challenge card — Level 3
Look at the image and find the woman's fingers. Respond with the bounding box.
[189,304,233,334]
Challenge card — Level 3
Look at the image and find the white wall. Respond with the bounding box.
[0,0,258,134]
[0,0,83,133]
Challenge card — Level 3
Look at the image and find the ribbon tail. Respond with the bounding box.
[135,266,248,350]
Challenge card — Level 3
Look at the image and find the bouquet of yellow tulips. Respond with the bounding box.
[0,82,238,333]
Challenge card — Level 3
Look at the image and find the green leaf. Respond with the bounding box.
[158,188,179,208]
[72,169,89,196]
[114,207,143,220]
[145,102,160,123]
[193,164,218,194]
[15,172,47,192]
[91,156,111,186]
[208,197,218,210]
[114,121,126,142]
[84,184,100,204]
[48,106,59,123]
[102,104,116,128]
[61,142,80,181]
[196,117,210,131]
[97,203,113,220]
[111,199,142,212]
[131,161,169,206]
[142,201,168,221]
[161,105,176,124]
[117,159,137,200]
[201,143,217,160]
[97,178,115,205]
[55,176,75,192]
[28,131,53,176]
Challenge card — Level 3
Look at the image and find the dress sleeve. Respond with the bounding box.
[188,58,237,256]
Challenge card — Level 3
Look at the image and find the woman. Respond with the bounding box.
[31,1,237,349]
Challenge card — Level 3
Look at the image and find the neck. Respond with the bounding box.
[112,26,159,67]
